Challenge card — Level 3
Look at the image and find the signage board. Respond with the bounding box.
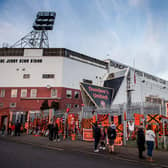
[80,82,114,108]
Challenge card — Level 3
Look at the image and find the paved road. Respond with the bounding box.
[0,139,159,168]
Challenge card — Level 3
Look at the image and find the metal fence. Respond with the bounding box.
[82,102,165,121]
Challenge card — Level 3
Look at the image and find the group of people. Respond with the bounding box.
[137,123,155,162]
[48,120,60,142]
[92,121,156,162]
[1,120,21,136]
[93,122,117,153]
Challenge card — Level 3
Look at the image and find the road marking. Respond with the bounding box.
[46,146,64,151]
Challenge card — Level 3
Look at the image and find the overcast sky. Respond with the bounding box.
[0,0,168,80]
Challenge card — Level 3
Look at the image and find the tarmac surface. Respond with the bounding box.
[0,134,168,168]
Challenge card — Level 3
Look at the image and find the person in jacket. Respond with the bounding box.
[1,124,6,136]
[93,122,101,152]
[99,126,106,150]
[137,123,145,159]
[11,123,15,136]
[15,120,21,136]
[53,122,59,142]
[8,122,12,135]
[107,122,116,153]
[145,124,155,162]
[48,120,54,141]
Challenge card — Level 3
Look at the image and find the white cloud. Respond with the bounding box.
[0,0,168,81]
[128,0,145,7]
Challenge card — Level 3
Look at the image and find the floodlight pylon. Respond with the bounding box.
[11,11,56,48]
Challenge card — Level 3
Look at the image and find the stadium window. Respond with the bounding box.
[21,89,27,98]
[66,90,72,99]
[30,89,37,98]
[42,74,55,79]
[11,89,18,98]
[23,74,30,79]
[74,91,80,99]
[74,104,79,108]
[9,102,16,108]
[51,89,57,97]
[0,103,3,107]
[0,89,5,97]
[66,104,71,108]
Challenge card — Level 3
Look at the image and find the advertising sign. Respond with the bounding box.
[83,128,94,141]
[80,82,114,108]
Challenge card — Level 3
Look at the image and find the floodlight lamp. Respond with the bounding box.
[33,11,56,31]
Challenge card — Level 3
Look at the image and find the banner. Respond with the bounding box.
[166,103,168,117]
[80,82,114,108]
[134,113,144,126]
[147,114,160,124]
[97,114,109,126]
[83,128,94,141]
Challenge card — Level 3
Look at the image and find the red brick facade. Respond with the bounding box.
[0,87,82,128]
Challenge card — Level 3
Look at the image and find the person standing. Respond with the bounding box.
[48,120,54,141]
[107,122,116,153]
[11,123,15,136]
[1,124,6,136]
[8,122,12,135]
[17,121,21,136]
[93,122,101,152]
[15,120,19,136]
[145,124,155,162]
[53,122,59,142]
[99,126,106,150]
[137,123,145,159]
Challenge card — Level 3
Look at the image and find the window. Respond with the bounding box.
[66,104,71,108]
[0,89,5,97]
[30,89,37,97]
[9,102,16,108]
[66,90,72,99]
[51,89,57,97]
[74,104,79,108]
[23,74,30,79]
[11,89,18,98]
[42,74,55,79]
[74,91,80,99]
[21,89,27,97]
[0,103,3,107]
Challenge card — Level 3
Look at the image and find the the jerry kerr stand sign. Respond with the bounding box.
[80,82,114,108]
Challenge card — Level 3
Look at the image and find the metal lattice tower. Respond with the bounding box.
[11,11,56,48]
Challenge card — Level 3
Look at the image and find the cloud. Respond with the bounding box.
[0,0,168,81]
[128,0,145,7]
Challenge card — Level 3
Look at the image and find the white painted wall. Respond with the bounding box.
[24,49,43,57]
[128,69,168,103]
[62,57,107,89]
[0,56,64,87]
[0,53,107,89]
[108,66,168,104]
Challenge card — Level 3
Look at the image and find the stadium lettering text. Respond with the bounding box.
[0,58,43,63]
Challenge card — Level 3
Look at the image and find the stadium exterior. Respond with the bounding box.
[0,48,168,128]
